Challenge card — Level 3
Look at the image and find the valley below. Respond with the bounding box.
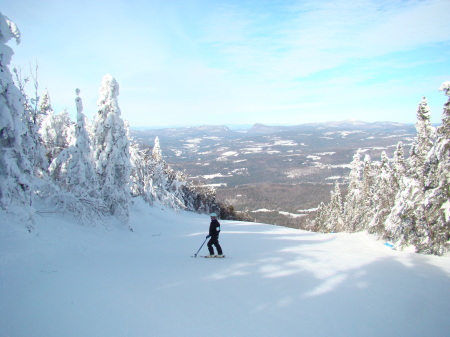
[131,120,416,228]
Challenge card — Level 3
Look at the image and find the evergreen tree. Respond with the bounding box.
[324,182,344,232]
[391,142,407,191]
[92,75,131,221]
[408,98,436,184]
[40,108,75,164]
[384,175,424,248]
[48,89,104,223]
[358,154,375,230]
[415,97,435,158]
[368,152,397,236]
[129,142,155,204]
[417,82,450,255]
[64,89,98,195]
[343,152,363,232]
[148,137,187,210]
[152,136,163,162]
[407,141,421,180]
[313,202,328,232]
[38,88,52,129]
[0,14,33,213]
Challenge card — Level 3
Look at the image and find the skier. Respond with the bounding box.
[206,213,223,257]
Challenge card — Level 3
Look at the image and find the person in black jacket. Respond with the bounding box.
[206,213,223,256]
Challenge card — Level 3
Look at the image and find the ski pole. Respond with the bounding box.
[193,237,209,257]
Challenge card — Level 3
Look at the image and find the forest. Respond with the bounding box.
[312,93,450,256]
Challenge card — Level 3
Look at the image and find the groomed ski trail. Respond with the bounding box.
[1,201,450,337]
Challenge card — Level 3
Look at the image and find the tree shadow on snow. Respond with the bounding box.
[205,227,450,337]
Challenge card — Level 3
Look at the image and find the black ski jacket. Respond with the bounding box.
[209,219,221,238]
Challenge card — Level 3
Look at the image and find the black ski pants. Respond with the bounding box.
[207,236,222,255]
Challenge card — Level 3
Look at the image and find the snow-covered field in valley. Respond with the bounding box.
[1,201,449,337]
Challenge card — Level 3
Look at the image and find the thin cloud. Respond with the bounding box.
[3,0,450,126]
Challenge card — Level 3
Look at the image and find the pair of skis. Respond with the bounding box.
[192,255,226,258]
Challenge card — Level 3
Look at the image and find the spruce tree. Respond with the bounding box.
[409,98,435,182]
[415,97,435,158]
[152,136,163,162]
[324,182,344,232]
[66,89,98,197]
[92,75,131,221]
[0,14,33,212]
[359,155,375,230]
[343,152,363,232]
[313,202,328,232]
[48,89,104,223]
[368,152,397,236]
[129,142,156,204]
[392,142,407,189]
[40,108,75,164]
[417,82,450,255]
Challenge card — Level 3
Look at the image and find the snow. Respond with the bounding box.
[316,152,336,156]
[324,131,364,138]
[297,207,319,213]
[1,201,450,337]
[221,151,238,157]
[241,147,264,154]
[205,183,227,187]
[278,211,307,218]
[326,176,345,181]
[271,140,298,146]
[252,208,274,212]
[202,173,229,179]
[442,200,450,222]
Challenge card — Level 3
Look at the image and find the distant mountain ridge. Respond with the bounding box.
[132,120,414,136]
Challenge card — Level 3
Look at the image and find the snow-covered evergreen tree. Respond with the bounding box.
[129,142,156,204]
[148,137,187,210]
[358,154,376,230]
[69,88,98,195]
[38,88,52,128]
[409,99,435,183]
[384,176,424,247]
[343,152,363,232]
[368,152,397,236]
[40,108,75,164]
[313,202,328,232]
[11,63,47,177]
[392,142,407,189]
[48,89,96,193]
[417,82,450,255]
[324,182,344,232]
[0,13,33,213]
[92,75,131,221]
[47,89,104,223]
[152,136,163,162]
[415,97,436,157]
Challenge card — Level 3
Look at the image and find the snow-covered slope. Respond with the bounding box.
[1,201,449,337]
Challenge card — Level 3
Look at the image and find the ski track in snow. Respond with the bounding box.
[1,200,450,337]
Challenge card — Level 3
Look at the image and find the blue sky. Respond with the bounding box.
[2,0,450,127]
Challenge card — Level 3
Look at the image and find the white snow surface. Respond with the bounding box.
[1,200,450,337]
